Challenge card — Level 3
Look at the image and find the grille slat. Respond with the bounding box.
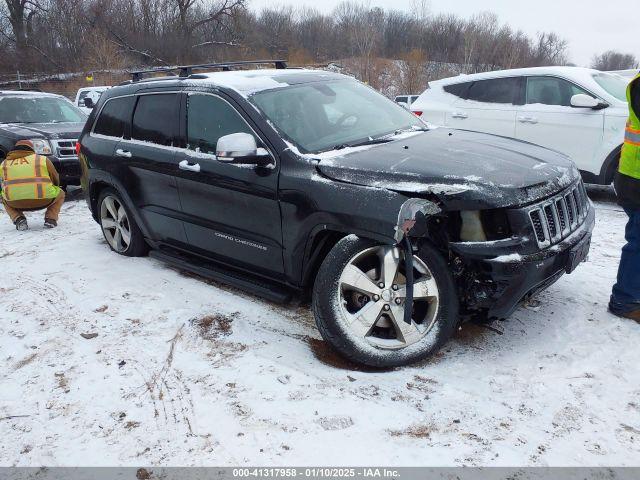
[530,210,546,244]
[544,205,557,239]
[528,182,589,249]
[52,139,78,158]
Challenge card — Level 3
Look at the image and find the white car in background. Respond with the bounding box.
[75,86,110,114]
[411,67,629,185]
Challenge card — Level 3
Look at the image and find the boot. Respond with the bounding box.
[14,216,28,231]
[610,306,640,323]
[44,218,57,228]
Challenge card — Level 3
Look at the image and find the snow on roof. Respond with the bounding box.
[431,66,604,86]
[0,90,61,98]
[186,68,347,96]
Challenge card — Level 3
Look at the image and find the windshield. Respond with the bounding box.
[592,73,628,102]
[0,96,86,124]
[250,79,425,153]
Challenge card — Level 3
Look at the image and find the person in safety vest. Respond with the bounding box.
[0,140,65,231]
[610,72,640,321]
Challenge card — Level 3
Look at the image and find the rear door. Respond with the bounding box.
[173,92,284,276]
[113,91,187,246]
[515,76,604,167]
[448,77,521,138]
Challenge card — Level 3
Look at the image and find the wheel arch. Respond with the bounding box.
[300,227,394,291]
[89,179,153,243]
[598,144,622,185]
[88,180,111,222]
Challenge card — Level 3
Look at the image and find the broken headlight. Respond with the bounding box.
[460,211,487,242]
[458,209,511,242]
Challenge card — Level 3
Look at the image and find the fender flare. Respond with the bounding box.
[88,174,154,243]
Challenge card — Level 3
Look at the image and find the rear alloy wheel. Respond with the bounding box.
[313,236,459,367]
[98,189,147,257]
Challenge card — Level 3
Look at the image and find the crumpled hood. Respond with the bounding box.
[1,122,84,140]
[316,128,581,209]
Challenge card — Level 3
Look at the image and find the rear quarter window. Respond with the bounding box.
[465,77,521,104]
[93,96,134,138]
[443,82,471,98]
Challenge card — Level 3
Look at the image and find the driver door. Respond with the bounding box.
[173,92,284,277]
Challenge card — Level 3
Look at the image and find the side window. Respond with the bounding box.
[396,96,407,103]
[526,76,592,107]
[186,94,254,155]
[466,78,520,104]
[443,82,471,98]
[93,96,134,138]
[132,94,178,146]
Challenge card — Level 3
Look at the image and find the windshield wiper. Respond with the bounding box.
[332,137,394,151]
[328,126,428,152]
[393,126,429,135]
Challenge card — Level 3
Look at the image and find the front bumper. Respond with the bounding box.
[450,202,595,319]
[50,155,81,186]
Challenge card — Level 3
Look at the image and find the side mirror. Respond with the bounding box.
[83,97,95,109]
[397,101,409,109]
[216,132,272,167]
[570,94,608,110]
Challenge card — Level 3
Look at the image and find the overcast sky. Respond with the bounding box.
[249,0,639,67]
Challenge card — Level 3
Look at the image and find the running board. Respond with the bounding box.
[149,250,292,304]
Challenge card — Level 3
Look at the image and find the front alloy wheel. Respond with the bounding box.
[338,245,439,349]
[313,236,458,367]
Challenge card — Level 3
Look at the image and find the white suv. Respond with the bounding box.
[411,67,630,185]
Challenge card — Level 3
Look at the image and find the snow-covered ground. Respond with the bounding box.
[1,187,638,467]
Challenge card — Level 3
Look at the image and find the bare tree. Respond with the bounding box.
[172,0,245,62]
[399,48,426,94]
[591,50,638,71]
[2,0,50,69]
[0,0,572,87]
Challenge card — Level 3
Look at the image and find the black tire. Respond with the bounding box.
[97,188,148,257]
[312,235,459,368]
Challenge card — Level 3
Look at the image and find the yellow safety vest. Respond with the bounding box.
[620,73,640,180]
[1,154,60,202]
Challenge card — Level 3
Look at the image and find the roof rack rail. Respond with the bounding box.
[130,60,288,82]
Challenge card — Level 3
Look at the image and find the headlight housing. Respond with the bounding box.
[460,211,487,242]
[458,210,511,242]
[30,139,53,155]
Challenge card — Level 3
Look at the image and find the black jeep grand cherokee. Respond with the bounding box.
[0,91,86,186]
[78,62,594,367]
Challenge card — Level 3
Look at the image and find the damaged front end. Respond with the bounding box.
[394,198,442,324]
[391,179,595,322]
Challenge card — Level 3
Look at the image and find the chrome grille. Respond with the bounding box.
[52,139,78,158]
[527,182,589,248]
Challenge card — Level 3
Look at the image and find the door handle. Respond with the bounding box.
[518,116,539,124]
[115,148,132,158]
[179,159,201,173]
[451,112,468,119]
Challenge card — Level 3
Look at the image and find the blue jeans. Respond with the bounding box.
[610,208,640,314]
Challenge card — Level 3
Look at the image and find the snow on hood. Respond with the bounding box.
[0,122,85,139]
[315,128,581,209]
